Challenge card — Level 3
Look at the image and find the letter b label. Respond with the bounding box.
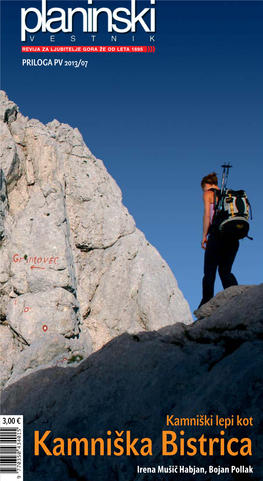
[162,431,178,455]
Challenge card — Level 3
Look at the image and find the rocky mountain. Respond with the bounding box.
[2,284,263,481]
[0,91,192,387]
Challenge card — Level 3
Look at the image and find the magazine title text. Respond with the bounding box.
[21,0,156,41]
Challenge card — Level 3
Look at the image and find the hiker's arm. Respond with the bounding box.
[201,192,211,250]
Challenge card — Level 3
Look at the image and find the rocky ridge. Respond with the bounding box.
[0,91,192,387]
[2,284,263,481]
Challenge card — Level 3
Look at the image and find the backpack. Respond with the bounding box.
[212,188,251,239]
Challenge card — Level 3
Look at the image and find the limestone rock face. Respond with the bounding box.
[0,324,21,387]
[2,284,263,481]
[0,91,192,386]
[193,284,254,319]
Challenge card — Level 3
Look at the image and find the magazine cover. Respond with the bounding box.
[0,0,262,480]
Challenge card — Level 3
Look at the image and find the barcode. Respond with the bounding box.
[0,416,23,481]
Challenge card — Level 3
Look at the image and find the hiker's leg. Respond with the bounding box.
[218,238,239,289]
[199,234,219,307]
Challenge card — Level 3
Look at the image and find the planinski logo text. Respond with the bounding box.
[21,0,156,41]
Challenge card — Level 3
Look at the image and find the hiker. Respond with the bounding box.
[198,172,239,308]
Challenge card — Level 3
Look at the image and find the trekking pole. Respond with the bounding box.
[221,163,232,194]
[217,163,232,211]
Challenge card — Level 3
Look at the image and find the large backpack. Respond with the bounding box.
[212,188,251,239]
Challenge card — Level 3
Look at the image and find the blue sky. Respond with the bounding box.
[1,0,262,314]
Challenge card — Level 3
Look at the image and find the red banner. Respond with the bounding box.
[21,46,155,53]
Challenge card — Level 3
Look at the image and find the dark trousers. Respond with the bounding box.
[199,232,239,308]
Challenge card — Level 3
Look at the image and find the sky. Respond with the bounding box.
[0,0,262,315]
